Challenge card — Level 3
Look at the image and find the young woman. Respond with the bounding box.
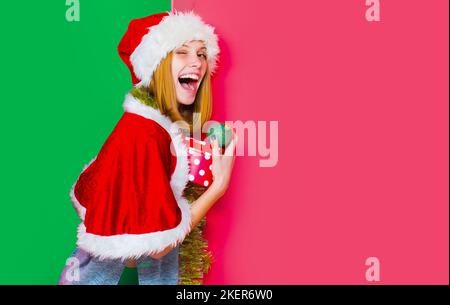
[58,11,236,285]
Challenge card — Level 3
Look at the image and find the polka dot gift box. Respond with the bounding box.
[183,123,234,189]
[183,136,214,188]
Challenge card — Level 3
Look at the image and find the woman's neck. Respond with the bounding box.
[178,103,194,124]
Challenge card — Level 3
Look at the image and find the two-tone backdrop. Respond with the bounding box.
[0,0,447,284]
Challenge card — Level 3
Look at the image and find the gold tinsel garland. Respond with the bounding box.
[130,88,213,285]
[179,182,213,285]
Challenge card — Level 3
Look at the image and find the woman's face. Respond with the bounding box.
[172,40,208,105]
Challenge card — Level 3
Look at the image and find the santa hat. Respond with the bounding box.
[118,11,220,88]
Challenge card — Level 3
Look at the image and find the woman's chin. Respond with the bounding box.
[177,94,196,106]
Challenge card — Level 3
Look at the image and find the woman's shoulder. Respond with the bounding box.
[91,113,173,159]
[114,112,172,142]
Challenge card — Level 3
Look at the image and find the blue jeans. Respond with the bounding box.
[58,246,180,285]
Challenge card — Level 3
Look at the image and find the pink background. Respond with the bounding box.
[174,0,449,284]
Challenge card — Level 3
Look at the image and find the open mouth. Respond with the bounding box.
[178,73,200,93]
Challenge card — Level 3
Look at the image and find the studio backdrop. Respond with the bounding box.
[0,0,448,284]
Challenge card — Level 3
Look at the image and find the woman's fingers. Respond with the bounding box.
[212,138,221,160]
[224,134,238,157]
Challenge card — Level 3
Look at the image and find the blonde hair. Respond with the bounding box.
[146,51,212,133]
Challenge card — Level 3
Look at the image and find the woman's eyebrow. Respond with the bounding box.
[181,44,207,51]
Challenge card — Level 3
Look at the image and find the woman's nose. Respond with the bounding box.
[188,54,202,67]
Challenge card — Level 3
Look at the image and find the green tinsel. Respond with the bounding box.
[130,88,213,285]
[130,87,158,108]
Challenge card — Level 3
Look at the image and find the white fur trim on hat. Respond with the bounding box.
[130,11,220,88]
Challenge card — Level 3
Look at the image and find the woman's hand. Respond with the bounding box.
[148,244,176,259]
[209,134,238,198]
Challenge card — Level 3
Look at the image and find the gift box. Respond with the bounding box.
[182,123,234,189]
[182,135,213,188]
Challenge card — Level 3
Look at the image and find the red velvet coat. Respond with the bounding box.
[70,94,191,260]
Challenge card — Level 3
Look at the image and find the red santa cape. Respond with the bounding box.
[69,93,191,261]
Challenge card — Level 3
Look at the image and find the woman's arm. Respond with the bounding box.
[148,135,238,259]
[148,185,223,260]
[189,134,237,228]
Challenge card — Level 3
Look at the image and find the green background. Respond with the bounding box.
[0,0,171,284]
